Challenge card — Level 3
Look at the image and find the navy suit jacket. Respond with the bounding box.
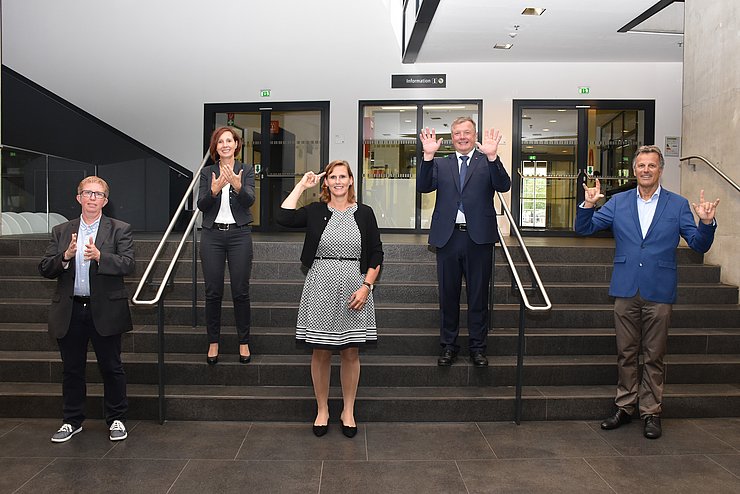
[417,150,511,248]
[575,187,716,304]
[38,215,135,339]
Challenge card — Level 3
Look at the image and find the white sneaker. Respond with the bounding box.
[51,423,82,443]
[109,420,128,441]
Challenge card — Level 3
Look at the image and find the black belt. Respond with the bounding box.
[454,223,467,231]
[314,256,360,261]
[73,296,91,304]
[212,223,240,231]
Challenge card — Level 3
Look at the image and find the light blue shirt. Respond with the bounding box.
[636,185,661,239]
[74,216,101,296]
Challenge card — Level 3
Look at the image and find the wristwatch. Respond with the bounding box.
[363,281,374,292]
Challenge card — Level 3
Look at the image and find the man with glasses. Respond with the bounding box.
[39,176,135,442]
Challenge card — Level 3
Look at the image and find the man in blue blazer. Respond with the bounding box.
[417,117,511,367]
[576,145,719,439]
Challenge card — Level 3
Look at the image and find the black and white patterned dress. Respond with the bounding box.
[296,203,377,349]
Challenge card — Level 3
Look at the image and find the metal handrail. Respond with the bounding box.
[494,191,552,425]
[131,151,208,424]
[680,155,740,193]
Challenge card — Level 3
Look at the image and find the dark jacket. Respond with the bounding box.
[197,161,256,228]
[276,202,383,273]
[38,216,135,339]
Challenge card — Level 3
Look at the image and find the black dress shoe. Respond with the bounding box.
[601,409,632,430]
[470,351,488,367]
[239,354,251,364]
[437,349,458,366]
[341,421,358,438]
[312,424,328,437]
[207,355,218,365]
[643,415,662,439]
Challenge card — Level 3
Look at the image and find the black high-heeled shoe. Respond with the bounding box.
[340,421,357,438]
[239,354,251,364]
[207,355,218,365]
[312,424,328,437]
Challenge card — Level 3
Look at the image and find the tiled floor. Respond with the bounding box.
[1,418,740,493]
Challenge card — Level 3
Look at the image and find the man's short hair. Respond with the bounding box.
[77,176,110,197]
[632,145,665,169]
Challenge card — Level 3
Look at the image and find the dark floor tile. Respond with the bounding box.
[693,418,740,450]
[0,458,54,493]
[458,458,614,493]
[0,418,22,437]
[105,420,250,460]
[15,458,187,494]
[320,460,466,494]
[586,455,740,493]
[587,419,737,456]
[478,421,619,459]
[708,454,740,478]
[365,423,494,460]
[235,422,366,460]
[0,419,118,458]
[170,459,321,494]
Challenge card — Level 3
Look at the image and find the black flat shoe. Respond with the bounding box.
[312,424,328,437]
[207,355,218,365]
[437,349,458,366]
[643,415,662,439]
[470,351,488,367]
[239,354,251,364]
[341,421,357,438]
[601,409,632,430]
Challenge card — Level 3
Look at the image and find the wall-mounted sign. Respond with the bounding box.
[392,74,446,88]
[664,136,680,157]
[578,86,590,94]
[260,89,271,97]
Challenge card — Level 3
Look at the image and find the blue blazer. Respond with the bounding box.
[575,188,716,304]
[417,151,511,248]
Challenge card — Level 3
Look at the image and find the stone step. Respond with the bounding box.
[3,350,739,387]
[1,382,738,422]
[3,324,740,356]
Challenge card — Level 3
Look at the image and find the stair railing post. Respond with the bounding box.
[157,298,166,424]
[192,225,198,328]
[515,300,526,425]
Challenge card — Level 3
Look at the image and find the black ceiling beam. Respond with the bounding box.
[618,0,684,33]
[402,0,441,64]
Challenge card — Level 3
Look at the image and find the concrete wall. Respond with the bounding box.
[682,0,740,287]
[1,0,684,193]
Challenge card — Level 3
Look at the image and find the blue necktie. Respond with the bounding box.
[459,155,469,212]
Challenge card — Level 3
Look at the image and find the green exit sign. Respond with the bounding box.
[528,155,537,160]
[260,89,271,97]
[578,86,590,94]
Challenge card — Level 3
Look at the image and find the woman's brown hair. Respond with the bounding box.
[208,126,243,163]
[320,160,355,204]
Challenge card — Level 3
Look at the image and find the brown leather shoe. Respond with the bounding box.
[601,409,632,430]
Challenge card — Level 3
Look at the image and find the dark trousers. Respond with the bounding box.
[200,226,253,344]
[436,229,494,353]
[57,299,128,427]
[614,294,672,417]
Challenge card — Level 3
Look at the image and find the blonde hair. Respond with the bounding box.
[77,176,109,197]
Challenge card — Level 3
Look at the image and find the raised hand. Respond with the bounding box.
[220,163,242,193]
[582,178,604,208]
[419,127,443,160]
[64,233,77,261]
[692,189,720,224]
[298,171,326,190]
[475,128,503,161]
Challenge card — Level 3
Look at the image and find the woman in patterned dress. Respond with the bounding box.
[277,160,383,438]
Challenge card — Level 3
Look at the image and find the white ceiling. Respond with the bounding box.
[412,0,684,63]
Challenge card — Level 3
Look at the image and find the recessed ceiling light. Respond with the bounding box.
[522,114,529,118]
[562,150,568,153]
[557,109,567,112]
[542,128,550,132]
[521,8,545,16]
[493,43,513,50]
[575,105,591,108]
[549,120,557,123]
[526,146,535,149]
[404,120,412,123]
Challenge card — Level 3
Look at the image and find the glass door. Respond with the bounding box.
[205,102,329,231]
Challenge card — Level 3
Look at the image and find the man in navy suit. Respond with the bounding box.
[417,117,511,367]
[576,145,719,439]
[39,176,135,443]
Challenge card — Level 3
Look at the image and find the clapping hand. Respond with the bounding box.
[476,128,503,161]
[210,171,229,197]
[582,178,604,208]
[83,236,100,262]
[219,163,243,194]
[692,189,720,224]
[63,233,77,262]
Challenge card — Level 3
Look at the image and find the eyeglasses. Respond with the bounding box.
[79,190,107,199]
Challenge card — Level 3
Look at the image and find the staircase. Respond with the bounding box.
[1,233,739,422]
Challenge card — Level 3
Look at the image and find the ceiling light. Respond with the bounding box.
[493,43,513,50]
[521,8,545,16]
[562,150,568,153]
[526,146,534,149]
[404,120,412,123]
[542,128,550,132]
[549,120,557,123]
[557,109,567,112]
[380,106,416,110]
[424,105,467,110]
[575,105,591,108]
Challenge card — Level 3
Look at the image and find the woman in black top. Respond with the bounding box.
[197,126,255,365]
[277,160,383,437]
